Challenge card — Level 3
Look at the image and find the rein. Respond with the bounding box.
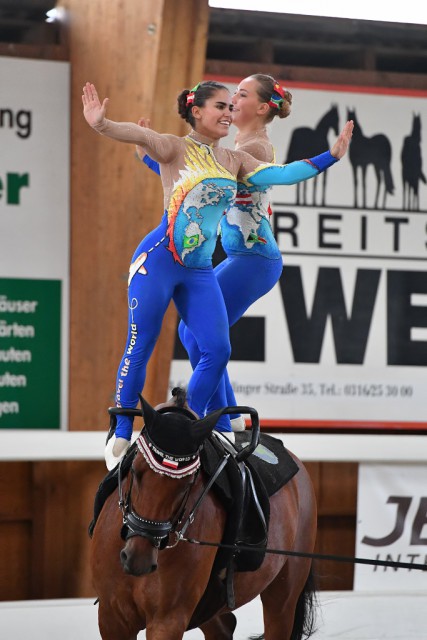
[181,538,427,572]
[168,451,231,547]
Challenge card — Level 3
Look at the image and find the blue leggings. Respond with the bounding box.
[178,254,283,427]
[115,223,231,439]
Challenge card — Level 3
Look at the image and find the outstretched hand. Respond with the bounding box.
[135,117,151,160]
[82,82,109,128]
[331,120,354,159]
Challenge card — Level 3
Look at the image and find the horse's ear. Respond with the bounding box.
[138,393,157,426]
[193,408,225,446]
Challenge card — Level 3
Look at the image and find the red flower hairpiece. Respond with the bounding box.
[186,82,201,106]
[268,81,286,109]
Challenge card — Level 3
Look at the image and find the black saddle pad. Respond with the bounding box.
[236,430,299,494]
[200,431,299,574]
[201,431,299,511]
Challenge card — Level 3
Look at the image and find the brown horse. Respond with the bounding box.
[90,394,317,640]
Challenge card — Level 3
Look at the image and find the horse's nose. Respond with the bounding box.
[146,563,158,574]
[120,548,130,572]
[120,548,158,575]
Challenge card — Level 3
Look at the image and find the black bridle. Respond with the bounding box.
[113,404,260,550]
[117,428,201,549]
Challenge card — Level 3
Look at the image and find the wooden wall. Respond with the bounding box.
[0,459,358,600]
[0,460,104,599]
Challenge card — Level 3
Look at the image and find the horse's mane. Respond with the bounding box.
[171,386,187,408]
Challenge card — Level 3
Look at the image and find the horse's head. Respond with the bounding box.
[330,104,339,135]
[118,391,223,576]
[347,107,356,124]
[412,113,421,137]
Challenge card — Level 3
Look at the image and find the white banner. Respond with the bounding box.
[0,57,70,429]
[355,463,427,589]
[170,80,427,429]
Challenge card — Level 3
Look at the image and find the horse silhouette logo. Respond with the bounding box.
[401,113,426,211]
[284,104,339,207]
[347,107,394,210]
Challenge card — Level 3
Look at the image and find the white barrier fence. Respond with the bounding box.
[0,430,426,462]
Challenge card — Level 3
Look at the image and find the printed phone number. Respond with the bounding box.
[264,382,414,398]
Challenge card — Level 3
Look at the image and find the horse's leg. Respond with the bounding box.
[352,167,358,208]
[321,171,327,207]
[375,168,382,210]
[98,602,139,640]
[414,184,419,211]
[260,556,314,640]
[312,175,317,207]
[361,166,367,209]
[200,612,237,640]
[258,457,317,640]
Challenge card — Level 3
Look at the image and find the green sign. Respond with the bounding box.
[0,278,61,429]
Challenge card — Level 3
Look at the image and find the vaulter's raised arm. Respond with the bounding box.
[82,82,178,164]
[237,119,354,186]
[239,152,337,187]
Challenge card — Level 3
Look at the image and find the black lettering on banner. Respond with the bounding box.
[0,108,32,139]
[318,213,342,249]
[384,216,409,252]
[173,317,265,362]
[362,496,412,547]
[280,266,381,364]
[387,270,427,366]
[274,211,299,248]
[411,497,427,545]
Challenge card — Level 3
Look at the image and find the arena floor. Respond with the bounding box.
[1,591,426,639]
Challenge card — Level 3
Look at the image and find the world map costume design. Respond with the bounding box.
[141,134,337,433]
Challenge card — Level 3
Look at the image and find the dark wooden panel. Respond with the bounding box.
[30,460,105,598]
[315,515,357,590]
[317,463,358,516]
[0,462,32,521]
[206,58,427,91]
[0,522,32,600]
[304,462,358,590]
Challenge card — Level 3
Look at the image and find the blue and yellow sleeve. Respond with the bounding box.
[243,150,338,186]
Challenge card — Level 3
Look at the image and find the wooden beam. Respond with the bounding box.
[56,0,209,430]
[206,59,427,91]
[0,42,67,60]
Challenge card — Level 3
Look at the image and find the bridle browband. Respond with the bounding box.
[118,410,202,549]
[137,426,201,478]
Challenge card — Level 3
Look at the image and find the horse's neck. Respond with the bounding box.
[411,121,421,141]
[317,111,336,133]
[352,119,363,138]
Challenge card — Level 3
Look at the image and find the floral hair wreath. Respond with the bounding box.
[186,82,201,106]
[269,81,285,110]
